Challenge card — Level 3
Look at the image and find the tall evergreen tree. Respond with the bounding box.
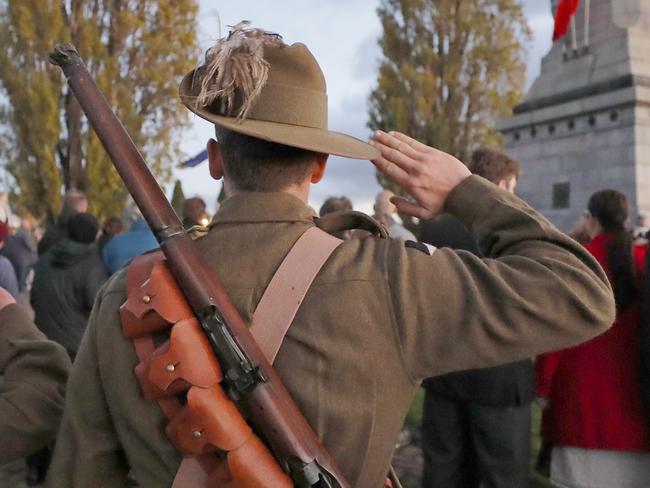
[0,0,199,220]
[170,179,185,216]
[369,0,531,195]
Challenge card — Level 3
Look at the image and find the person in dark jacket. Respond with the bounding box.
[31,213,107,359]
[1,219,37,292]
[37,189,88,256]
[0,221,19,299]
[419,148,534,488]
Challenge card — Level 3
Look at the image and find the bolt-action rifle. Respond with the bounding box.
[49,43,348,488]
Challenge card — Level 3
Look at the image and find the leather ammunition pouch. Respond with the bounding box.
[120,227,342,487]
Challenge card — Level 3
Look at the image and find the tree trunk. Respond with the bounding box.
[64,91,85,190]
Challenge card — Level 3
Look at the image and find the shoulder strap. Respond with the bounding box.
[250,226,342,364]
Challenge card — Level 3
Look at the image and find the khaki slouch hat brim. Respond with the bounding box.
[179,33,378,161]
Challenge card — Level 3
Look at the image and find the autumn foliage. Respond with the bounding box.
[0,0,199,220]
[369,0,531,197]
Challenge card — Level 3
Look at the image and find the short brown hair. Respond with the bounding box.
[319,196,352,216]
[215,126,319,192]
[467,148,521,184]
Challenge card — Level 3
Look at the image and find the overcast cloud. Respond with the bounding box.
[176,1,554,215]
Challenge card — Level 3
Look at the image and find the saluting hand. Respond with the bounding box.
[0,287,16,311]
[370,130,470,220]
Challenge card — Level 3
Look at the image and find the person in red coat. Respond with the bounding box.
[536,189,650,487]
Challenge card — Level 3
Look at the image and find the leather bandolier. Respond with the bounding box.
[119,215,392,487]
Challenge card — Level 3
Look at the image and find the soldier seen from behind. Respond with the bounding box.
[46,23,615,488]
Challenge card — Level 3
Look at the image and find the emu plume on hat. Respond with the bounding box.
[179,21,378,160]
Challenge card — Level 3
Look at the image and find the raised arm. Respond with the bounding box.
[371,131,614,379]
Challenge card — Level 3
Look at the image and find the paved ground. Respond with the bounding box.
[390,425,552,488]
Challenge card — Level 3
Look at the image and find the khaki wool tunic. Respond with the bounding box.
[0,304,70,464]
[46,176,615,488]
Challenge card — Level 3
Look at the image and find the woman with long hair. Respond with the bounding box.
[536,189,650,488]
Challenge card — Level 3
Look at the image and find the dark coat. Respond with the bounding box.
[419,214,535,407]
[31,240,108,357]
[1,232,37,290]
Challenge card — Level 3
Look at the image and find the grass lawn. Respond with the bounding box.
[404,388,553,488]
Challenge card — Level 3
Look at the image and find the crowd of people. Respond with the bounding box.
[0,191,211,485]
[0,22,644,488]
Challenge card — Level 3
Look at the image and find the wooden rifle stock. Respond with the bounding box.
[49,43,348,488]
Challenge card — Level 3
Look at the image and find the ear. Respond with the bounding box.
[310,153,329,184]
[207,138,224,180]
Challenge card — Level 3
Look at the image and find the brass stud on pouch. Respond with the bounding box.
[142,295,151,304]
[166,363,176,372]
[192,430,203,438]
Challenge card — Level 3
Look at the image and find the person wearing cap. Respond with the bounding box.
[0,286,70,465]
[46,23,615,488]
[0,221,19,300]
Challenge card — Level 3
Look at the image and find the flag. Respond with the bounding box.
[553,0,580,41]
[182,149,208,168]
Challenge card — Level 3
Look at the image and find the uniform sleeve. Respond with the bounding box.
[386,175,615,380]
[0,304,70,464]
[45,290,130,488]
[535,352,563,398]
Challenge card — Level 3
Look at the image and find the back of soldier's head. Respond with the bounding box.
[214,127,319,192]
[467,148,520,185]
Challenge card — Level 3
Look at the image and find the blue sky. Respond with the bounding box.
[175,1,555,214]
